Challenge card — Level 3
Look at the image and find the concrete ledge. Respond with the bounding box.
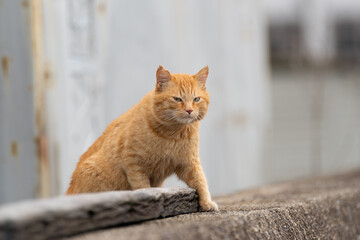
[0,187,198,240]
[1,171,360,240]
[69,170,360,240]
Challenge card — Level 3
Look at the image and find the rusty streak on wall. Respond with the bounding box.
[30,0,50,198]
[10,141,18,158]
[1,56,10,83]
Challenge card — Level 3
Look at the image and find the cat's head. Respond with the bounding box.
[153,65,210,125]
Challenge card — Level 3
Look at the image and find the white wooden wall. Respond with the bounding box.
[41,0,109,197]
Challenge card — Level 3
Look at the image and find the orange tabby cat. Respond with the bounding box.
[66,65,218,211]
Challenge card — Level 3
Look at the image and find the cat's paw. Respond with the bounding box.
[199,200,219,212]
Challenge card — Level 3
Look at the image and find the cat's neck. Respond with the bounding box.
[146,114,198,140]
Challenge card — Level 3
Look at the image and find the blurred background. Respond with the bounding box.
[1,0,360,205]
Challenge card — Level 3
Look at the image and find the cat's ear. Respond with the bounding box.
[194,66,209,87]
[156,65,171,91]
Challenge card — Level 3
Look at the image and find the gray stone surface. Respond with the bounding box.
[1,171,360,240]
[67,170,360,240]
[0,187,199,240]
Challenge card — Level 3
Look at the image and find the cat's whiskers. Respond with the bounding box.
[161,114,178,123]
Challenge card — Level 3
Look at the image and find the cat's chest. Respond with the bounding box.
[141,134,196,163]
[154,138,192,159]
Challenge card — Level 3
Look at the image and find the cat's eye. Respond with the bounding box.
[173,97,182,102]
[193,97,200,102]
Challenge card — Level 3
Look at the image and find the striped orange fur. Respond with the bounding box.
[66,65,218,211]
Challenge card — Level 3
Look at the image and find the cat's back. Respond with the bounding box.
[79,91,154,161]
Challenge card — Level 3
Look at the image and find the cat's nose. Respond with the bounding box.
[186,109,193,114]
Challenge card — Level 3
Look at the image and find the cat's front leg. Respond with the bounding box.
[123,161,151,190]
[176,160,218,212]
[151,178,165,188]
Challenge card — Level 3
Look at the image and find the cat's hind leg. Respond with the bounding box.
[66,156,126,194]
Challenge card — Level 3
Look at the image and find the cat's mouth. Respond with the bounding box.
[177,115,196,124]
